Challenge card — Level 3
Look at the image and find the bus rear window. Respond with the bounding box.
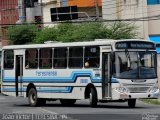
[4,50,14,69]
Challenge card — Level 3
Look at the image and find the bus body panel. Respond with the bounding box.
[1,39,159,107]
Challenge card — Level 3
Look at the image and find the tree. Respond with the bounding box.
[33,27,58,44]
[104,22,138,39]
[7,24,38,45]
[34,22,138,44]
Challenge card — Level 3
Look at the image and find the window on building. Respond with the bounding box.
[147,0,160,5]
[53,48,67,68]
[84,46,100,68]
[25,0,34,7]
[25,49,38,69]
[39,48,52,69]
[4,50,14,69]
[156,43,160,47]
[69,47,83,68]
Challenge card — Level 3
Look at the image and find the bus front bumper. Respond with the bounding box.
[118,89,160,99]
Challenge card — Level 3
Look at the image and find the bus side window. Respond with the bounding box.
[69,47,83,68]
[4,50,14,69]
[84,46,100,68]
[53,48,67,69]
[25,49,38,69]
[39,48,52,69]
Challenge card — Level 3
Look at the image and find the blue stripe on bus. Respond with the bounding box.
[2,87,73,93]
[3,71,101,83]
[2,71,119,83]
[2,88,27,92]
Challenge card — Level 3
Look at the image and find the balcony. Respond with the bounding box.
[40,0,57,5]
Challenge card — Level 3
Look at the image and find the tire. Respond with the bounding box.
[28,88,42,107]
[89,88,98,108]
[60,99,76,106]
[128,99,136,108]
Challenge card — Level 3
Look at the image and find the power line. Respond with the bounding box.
[0,14,160,26]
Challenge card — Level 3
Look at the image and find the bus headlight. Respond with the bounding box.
[115,87,129,93]
[149,87,158,93]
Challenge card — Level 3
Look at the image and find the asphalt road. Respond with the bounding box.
[0,94,160,120]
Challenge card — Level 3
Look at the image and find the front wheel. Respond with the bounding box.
[128,99,136,108]
[28,88,46,107]
[89,88,98,108]
[28,88,38,107]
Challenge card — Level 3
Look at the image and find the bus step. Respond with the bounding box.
[18,95,24,97]
[104,97,112,99]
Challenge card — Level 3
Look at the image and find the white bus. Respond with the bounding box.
[1,39,159,108]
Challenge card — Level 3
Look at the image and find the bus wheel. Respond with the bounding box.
[89,88,97,108]
[128,99,136,108]
[60,99,76,106]
[28,88,39,107]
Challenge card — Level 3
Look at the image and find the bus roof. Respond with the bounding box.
[2,39,153,50]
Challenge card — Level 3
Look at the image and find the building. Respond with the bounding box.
[147,0,160,48]
[101,0,160,47]
[39,0,102,27]
[0,0,19,46]
[25,0,42,25]
[102,0,148,39]
[38,0,60,27]
[68,0,102,19]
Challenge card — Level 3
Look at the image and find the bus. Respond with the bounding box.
[1,39,159,108]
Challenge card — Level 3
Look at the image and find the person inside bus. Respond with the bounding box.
[85,58,90,67]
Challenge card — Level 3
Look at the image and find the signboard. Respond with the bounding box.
[115,41,155,50]
[50,6,78,21]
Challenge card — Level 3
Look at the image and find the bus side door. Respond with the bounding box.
[15,55,23,97]
[102,53,111,98]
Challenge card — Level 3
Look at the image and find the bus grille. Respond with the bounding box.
[127,87,150,93]
[123,83,154,93]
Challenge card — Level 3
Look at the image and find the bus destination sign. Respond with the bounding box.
[115,41,155,49]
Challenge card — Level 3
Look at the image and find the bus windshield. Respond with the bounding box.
[113,51,157,79]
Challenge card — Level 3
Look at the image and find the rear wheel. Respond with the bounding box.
[128,99,136,108]
[60,99,76,106]
[89,88,98,108]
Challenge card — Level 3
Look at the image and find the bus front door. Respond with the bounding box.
[15,55,23,97]
[102,53,111,98]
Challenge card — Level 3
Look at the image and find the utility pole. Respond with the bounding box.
[116,0,121,19]
[95,0,99,20]
[40,0,43,23]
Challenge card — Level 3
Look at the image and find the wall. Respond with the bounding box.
[102,0,149,39]
[39,0,60,27]
[0,0,18,25]
[148,5,160,35]
[68,0,102,7]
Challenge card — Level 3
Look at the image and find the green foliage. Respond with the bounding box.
[34,22,138,43]
[34,27,58,43]
[104,22,138,39]
[141,99,160,105]
[7,24,38,44]
[7,22,138,44]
